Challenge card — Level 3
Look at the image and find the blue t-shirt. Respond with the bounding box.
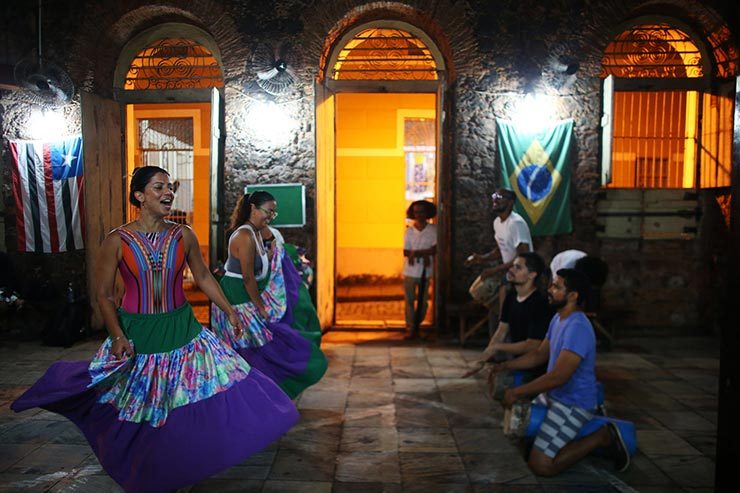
[545,311,597,410]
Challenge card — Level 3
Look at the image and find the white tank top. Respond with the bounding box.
[224,224,269,281]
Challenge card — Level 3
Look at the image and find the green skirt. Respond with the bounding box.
[118,302,201,353]
[284,244,322,347]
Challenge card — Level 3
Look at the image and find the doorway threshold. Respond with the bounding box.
[331,321,404,331]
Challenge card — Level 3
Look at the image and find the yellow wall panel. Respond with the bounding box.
[335,92,435,279]
[335,156,368,179]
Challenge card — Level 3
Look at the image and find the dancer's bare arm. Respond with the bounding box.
[95,231,133,358]
[183,226,242,337]
[232,230,269,319]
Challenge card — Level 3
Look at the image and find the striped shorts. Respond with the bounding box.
[533,398,593,458]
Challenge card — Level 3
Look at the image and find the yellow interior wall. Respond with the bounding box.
[335,93,435,279]
[126,103,211,260]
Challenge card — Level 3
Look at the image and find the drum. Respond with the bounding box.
[503,400,532,437]
[468,274,499,307]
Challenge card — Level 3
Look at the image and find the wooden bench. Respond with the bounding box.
[445,301,491,346]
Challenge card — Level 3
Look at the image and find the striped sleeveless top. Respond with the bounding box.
[117,225,187,314]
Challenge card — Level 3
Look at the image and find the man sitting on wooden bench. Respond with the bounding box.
[465,187,533,337]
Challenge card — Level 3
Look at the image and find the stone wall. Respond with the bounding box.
[1,0,737,332]
[0,85,86,303]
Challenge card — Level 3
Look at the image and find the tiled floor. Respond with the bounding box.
[0,331,718,492]
[334,282,436,328]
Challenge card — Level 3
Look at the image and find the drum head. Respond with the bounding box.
[468,274,498,307]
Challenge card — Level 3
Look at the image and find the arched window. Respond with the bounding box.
[601,24,704,79]
[124,37,223,90]
[330,27,438,80]
[601,21,733,189]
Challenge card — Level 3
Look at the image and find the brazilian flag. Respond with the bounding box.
[496,119,574,236]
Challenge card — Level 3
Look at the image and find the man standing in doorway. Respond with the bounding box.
[403,200,437,339]
[466,187,533,327]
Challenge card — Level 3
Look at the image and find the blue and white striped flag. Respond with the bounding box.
[10,136,85,252]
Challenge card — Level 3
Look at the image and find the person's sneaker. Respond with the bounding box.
[606,422,630,472]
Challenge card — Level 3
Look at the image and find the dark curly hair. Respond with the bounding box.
[556,268,591,308]
[405,200,437,220]
[129,166,170,208]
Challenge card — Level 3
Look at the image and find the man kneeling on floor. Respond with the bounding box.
[489,268,630,476]
[464,252,552,395]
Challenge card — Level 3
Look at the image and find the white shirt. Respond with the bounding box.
[404,223,437,278]
[550,249,587,276]
[493,212,532,264]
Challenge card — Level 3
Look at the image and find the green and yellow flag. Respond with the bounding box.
[496,119,574,236]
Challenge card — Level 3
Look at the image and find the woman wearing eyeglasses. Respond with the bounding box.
[211,191,327,398]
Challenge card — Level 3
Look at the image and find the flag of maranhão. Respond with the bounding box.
[10,136,85,253]
[496,119,574,236]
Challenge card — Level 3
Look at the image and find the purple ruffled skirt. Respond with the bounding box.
[12,309,299,493]
[213,250,327,398]
[12,360,298,493]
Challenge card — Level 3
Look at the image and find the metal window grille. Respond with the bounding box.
[129,118,194,223]
[332,28,437,80]
[601,24,703,79]
[125,38,224,90]
[404,118,436,200]
[704,25,739,79]
[609,91,693,189]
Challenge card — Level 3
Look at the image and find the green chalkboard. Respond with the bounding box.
[244,183,306,227]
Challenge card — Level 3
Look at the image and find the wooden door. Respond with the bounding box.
[209,87,225,267]
[81,92,125,328]
[435,76,451,328]
[315,82,336,329]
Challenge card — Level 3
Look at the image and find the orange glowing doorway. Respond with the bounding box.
[315,21,448,331]
[125,103,212,323]
[115,26,226,325]
[333,93,438,329]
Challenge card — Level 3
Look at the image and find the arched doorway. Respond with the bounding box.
[115,23,225,323]
[316,21,449,331]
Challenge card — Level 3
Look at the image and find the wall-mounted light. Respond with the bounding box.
[244,100,298,148]
[512,93,557,133]
[27,108,66,140]
[553,60,579,75]
[549,56,580,93]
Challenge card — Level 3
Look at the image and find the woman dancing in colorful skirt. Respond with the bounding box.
[12,166,299,493]
[261,225,323,347]
[211,191,327,398]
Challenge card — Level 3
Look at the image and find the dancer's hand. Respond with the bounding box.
[111,336,133,360]
[228,311,243,338]
[257,305,269,321]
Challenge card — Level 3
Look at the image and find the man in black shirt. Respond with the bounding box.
[465,252,552,388]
